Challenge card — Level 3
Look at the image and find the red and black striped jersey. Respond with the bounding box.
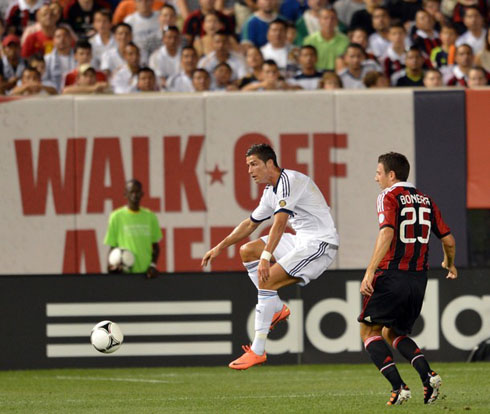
[377,182,451,272]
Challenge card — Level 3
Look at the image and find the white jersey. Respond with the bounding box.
[251,169,339,246]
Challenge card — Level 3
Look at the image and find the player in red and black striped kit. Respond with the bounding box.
[358,152,457,406]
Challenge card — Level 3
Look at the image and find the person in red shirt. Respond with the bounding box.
[359,152,457,406]
[63,39,107,87]
[21,4,57,58]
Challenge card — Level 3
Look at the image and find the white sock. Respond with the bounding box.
[251,289,279,355]
[243,260,259,289]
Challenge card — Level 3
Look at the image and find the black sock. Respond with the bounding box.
[393,336,431,383]
[365,336,404,390]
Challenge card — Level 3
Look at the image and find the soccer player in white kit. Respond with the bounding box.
[201,143,339,369]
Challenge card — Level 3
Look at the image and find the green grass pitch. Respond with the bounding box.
[0,362,488,413]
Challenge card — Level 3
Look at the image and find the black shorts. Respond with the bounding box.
[357,269,428,336]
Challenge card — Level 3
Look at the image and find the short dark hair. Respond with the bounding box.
[94,8,112,21]
[22,66,41,80]
[246,144,279,168]
[126,179,142,190]
[114,22,132,33]
[300,45,317,56]
[138,67,155,76]
[74,40,91,52]
[214,62,232,72]
[192,68,210,78]
[263,59,278,68]
[164,25,180,35]
[378,152,410,181]
[269,18,287,29]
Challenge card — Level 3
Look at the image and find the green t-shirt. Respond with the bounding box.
[104,206,162,273]
[303,31,350,71]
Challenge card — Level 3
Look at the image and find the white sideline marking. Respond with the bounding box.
[46,301,232,317]
[47,341,232,357]
[47,321,232,337]
[54,375,177,384]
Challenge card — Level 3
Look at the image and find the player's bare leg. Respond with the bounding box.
[383,326,442,404]
[361,323,411,405]
[240,240,291,330]
[229,264,297,370]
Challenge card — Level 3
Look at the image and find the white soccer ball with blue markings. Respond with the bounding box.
[90,320,124,354]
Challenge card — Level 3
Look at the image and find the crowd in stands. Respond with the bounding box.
[0,0,488,95]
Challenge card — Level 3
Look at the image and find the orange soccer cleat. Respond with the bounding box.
[270,304,291,331]
[228,345,266,370]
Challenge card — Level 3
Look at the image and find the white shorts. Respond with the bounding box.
[260,233,338,286]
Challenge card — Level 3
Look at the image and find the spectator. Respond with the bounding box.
[90,9,116,70]
[149,26,181,89]
[192,67,211,91]
[318,70,343,88]
[5,0,45,37]
[44,26,76,92]
[111,42,141,93]
[28,54,58,90]
[334,0,366,30]
[411,9,441,58]
[423,0,445,32]
[339,42,380,88]
[363,69,390,87]
[392,46,425,86]
[350,0,381,35]
[387,0,423,25]
[335,26,378,71]
[124,0,161,63]
[260,19,296,75]
[241,0,279,48]
[286,21,297,46]
[455,7,486,55]
[423,67,444,86]
[62,63,110,93]
[112,0,166,25]
[64,40,107,87]
[380,22,407,78]
[1,35,26,92]
[289,45,323,90]
[21,5,57,59]
[295,0,328,46]
[198,31,247,81]
[451,0,488,35]
[20,2,74,46]
[474,29,490,72]
[183,0,235,44]
[166,45,198,91]
[367,6,391,58]
[63,0,112,38]
[100,22,132,77]
[467,65,488,87]
[211,61,237,90]
[430,23,457,68]
[304,8,349,71]
[194,11,241,57]
[279,0,308,23]
[445,43,474,85]
[237,45,264,88]
[242,59,295,90]
[10,66,57,95]
[135,66,159,91]
[104,179,162,278]
[234,0,256,36]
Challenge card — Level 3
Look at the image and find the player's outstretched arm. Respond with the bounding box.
[201,218,260,268]
[441,234,457,279]
[361,227,394,296]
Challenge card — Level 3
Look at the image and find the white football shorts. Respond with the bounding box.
[260,233,338,286]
